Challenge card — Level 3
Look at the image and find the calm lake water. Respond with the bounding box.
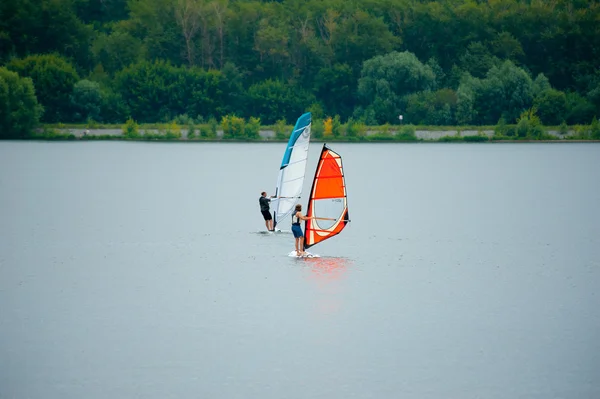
[1,141,599,399]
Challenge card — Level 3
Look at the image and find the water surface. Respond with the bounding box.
[1,141,599,399]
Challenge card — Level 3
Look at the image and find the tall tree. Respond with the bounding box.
[357,51,435,124]
[0,67,43,138]
[175,0,203,66]
[7,54,80,123]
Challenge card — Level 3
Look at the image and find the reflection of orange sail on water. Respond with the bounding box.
[304,145,350,249]
[306,257,350,281]
[304,257,351,318]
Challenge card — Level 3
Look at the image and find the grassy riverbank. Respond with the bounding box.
[31,117,600,143]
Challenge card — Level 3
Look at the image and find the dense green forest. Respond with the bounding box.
[1,0,599,138]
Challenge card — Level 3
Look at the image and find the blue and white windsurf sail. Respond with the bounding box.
[272,112,312,227]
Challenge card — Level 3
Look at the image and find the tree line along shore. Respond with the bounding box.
[1,1,599,139]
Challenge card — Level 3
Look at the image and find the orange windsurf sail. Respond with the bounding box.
[304,144,350,249]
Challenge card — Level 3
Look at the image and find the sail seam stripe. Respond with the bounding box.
[311,196,346,200]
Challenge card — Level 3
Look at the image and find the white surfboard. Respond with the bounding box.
[288,250,320,258]
[256,227,283,234]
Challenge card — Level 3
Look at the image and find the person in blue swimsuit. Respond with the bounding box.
[292,204,334,256]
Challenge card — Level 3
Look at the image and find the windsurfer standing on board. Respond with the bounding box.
[292,204,335,256]
[259,191,275,231]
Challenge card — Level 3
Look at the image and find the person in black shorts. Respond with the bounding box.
[259,191,274,231]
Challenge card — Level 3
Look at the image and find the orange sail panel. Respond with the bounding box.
[304,145,349,249]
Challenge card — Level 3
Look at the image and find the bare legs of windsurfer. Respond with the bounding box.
[259,192,274,231]
[292,204,336,257]
[294,236,303,256]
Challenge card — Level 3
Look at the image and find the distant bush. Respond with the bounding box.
[221,115,244,139]
[395,124,418,141]
[208,117,218,138]
[163,122,182,139]
[559,121,569,136]
[122,118,140,139]
[344,118,366,138]
[463,135,488,142]
[245,117,261,139]
[366,132,394,141]
[173,113,194,125]
[591,117,600,139]
[312,119,324,139]
[198,125,216,139]
[81,134,119,140]
[568,120,600,140]
[274,119,290,140]
[221,115,259,140]
[186,121,196,139]
[494,117,509,137]
[438,135,463,142]
[34,127,76,140]
[515,108,545,139]
[323,117,333,138]
[331,115,342,137]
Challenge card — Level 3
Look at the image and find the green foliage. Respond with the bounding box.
[366,132,394,141]
[533,74,552,98]
[0,67,43,138]
[173,114,194,125]
[2,0,600,128]
[7,54,79,123]
[344,118,366,138]
[591,117,600,140]
[569,125,593,140]
[331,115,342,138]
[358,51,436,124]
[313,64,355,121]
[70,80,102,123]
[463,135,488,142]
[187,122,196,139]
[559,121,569,136]
[247,79,315,125]
[92,31,144,75]
[221,115,246,139]
[207,117,218,138]
[162,122,182,140]
[122,118,140,139]
[404,89,457,125]
[565,92,596,125]
[0,0,91,65]
[494,117,509,138]
[396,124,418,141]
[461,61,534,125]
[274,119,290,140]
[245,117,261,139]
[34,127,76,140]
[116,61,229,123]
[438,135,464,142]
[307,103,324,120]
[534,89,567,125]
[458,42,500,79]
[515,108,546,139]
[312,119,324,140]
[90,86,129,124]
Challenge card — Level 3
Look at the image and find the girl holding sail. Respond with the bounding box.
[292,204,334,256]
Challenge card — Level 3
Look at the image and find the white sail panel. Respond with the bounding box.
[272,112,312,226]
